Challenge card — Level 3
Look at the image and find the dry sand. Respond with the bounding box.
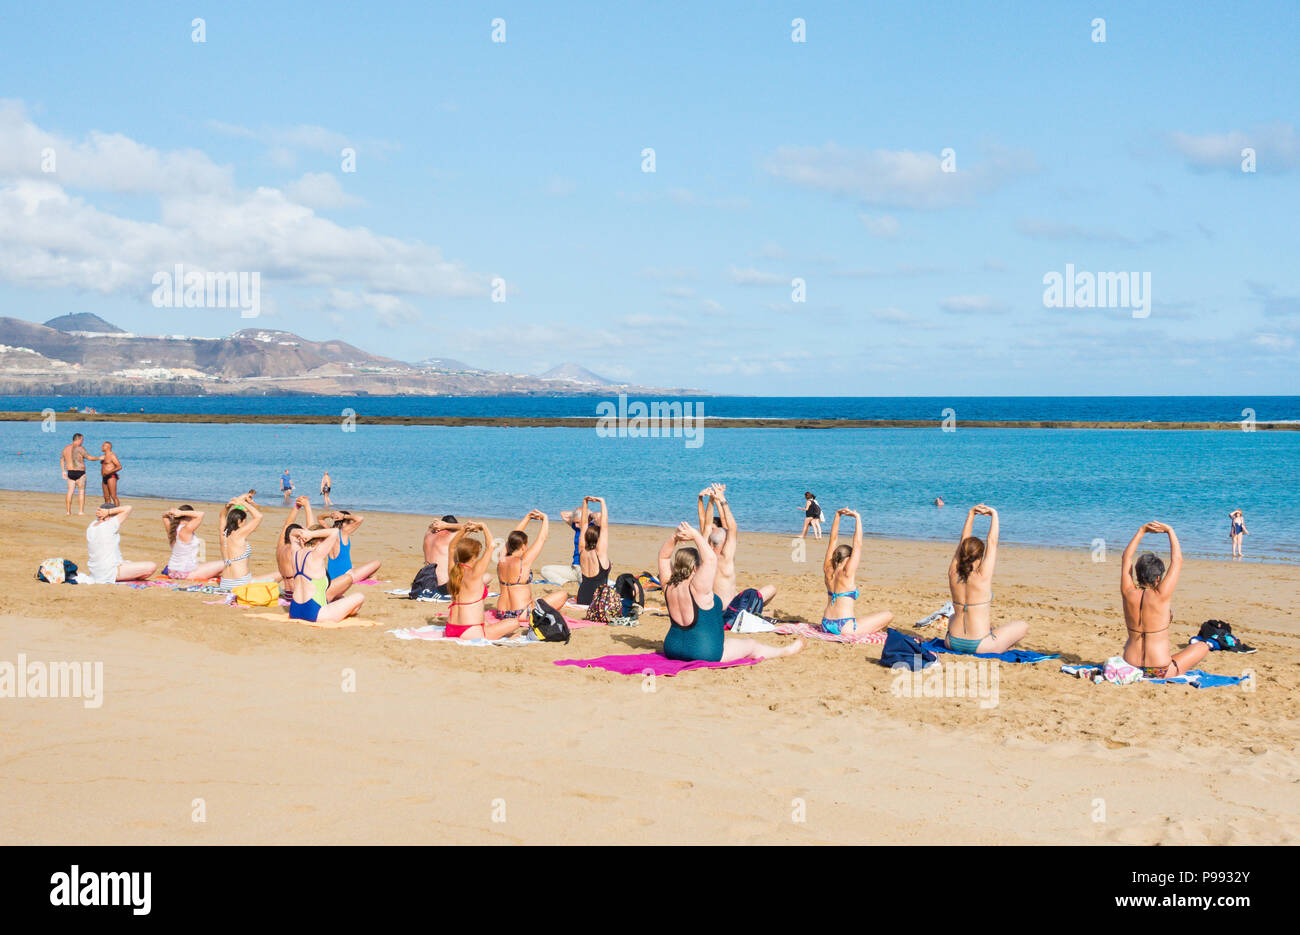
[1,489,1296,844]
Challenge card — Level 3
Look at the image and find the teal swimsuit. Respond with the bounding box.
[946,591,993,653]
[663,592,725,662]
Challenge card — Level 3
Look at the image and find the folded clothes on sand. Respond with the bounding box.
[554,653,760,676]
[388,624,535,646]
[1059,663,1248,689]
[923,637,1059,664]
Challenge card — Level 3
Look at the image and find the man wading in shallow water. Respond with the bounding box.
[60,432,101,515]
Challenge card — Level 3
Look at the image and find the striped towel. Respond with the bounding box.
[774,622,888,644]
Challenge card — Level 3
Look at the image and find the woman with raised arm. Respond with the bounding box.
[819,508,893,636]
[497,510,570,622]
[286,525,365,623]
[322,509,382,600]
[445,522,523,640]
[658,523,802,663]
[160,505,227,580]
[1227,510,1248,559]
[945,504,1028,653]
[218,492,265,589]
[1120,521,1208,678]
[320,471,333,508]
[574,496,612,605]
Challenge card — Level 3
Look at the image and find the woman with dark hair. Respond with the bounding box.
[218,492,264,589]
[799,492,824,539]
[1227,509,1248,558]
[945,504,1027,653]
[159,504,227,580]
[1120,521,1208,678]
[658,523,801,662]
[820,508,893,636]
[497,510,570,622]
[286,525,365,624]
[574,496,611,605]
[322,509,382,600]
[446,523,527,640]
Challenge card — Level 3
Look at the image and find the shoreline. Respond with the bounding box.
[8,483,1293,565]
[2,410,1296,431]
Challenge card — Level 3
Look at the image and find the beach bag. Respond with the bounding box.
[529,601,571,644]
[614,572,644,608]
[233,582,280,607]
[408,563,442,600]
[879,628,937,670]
[585,584,622,623]
[36,558,77,584]
[1102,656,1143,684]
[1193,619,1253,652]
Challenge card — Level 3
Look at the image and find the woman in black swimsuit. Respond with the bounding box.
[575,496,612,604]
[799,491,823,539]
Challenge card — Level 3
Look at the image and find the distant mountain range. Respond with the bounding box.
[0,315,683,397]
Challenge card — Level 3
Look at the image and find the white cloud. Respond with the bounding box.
[939,295,1004,314]
[859,213,900,238]
[728,265,786,286]
[284,172,362,210]
[0,103,487,308]
[1165,122,1298,173]
[763,142,1036,209]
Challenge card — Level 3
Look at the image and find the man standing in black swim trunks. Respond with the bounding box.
[100,441,122,507]
[60,432,101,516]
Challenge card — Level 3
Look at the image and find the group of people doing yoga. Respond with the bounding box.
[78,476,1208,676]
[81,491,382,625]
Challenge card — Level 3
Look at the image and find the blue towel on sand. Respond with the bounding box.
[922,638,1058,664]
[1143,669,1248,689]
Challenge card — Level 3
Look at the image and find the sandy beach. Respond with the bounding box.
[2,488,1296,845]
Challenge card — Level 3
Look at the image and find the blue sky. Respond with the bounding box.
[0,1,1296,394]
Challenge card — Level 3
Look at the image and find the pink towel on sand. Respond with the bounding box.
[554,653,760,676]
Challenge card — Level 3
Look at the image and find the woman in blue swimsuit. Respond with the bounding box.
[945,504,1028,654]
[287,525,365,623]
[820,508,893,636]
[1227,510,1247,559]
[323,510,382,601]
[658,523,802,663]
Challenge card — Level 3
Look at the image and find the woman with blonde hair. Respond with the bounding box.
[944,504,1027,653]
[658,523,801,662]
[160,505,227,580]
[820,508,893,636]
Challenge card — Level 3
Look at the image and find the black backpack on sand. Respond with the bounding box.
[530,601,572,644]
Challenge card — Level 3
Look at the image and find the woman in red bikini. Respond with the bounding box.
[1120,521,1209,679]
[445,522,530,640]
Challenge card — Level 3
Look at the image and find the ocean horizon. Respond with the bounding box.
[7,396,1296,563]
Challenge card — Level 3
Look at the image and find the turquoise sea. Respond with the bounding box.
[2,397,1296,562]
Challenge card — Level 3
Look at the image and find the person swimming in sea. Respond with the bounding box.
[286,524,365,624]
[658,522,801,663]
[1119,521,1208,679]
[1227,509,1248,559]
[820,508,893,637]
[944,504,1028,653]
